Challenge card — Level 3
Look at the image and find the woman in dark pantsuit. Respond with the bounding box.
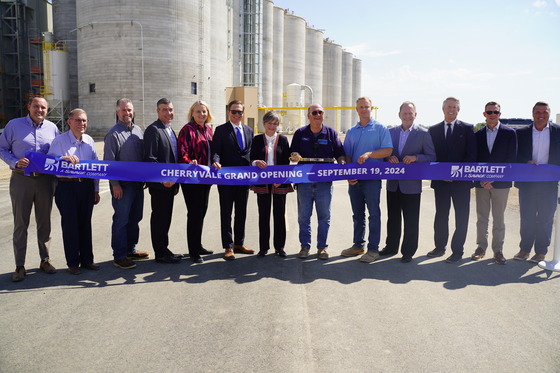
[178,101,215,263]
[250,111,293,257]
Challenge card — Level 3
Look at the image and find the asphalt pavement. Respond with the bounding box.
[0,159,559,372]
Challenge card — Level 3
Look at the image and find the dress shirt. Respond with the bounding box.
[0,115,59,169]
[48,131,100,192]
[532,123,550,165]
[398,125,412,155]
[230,122,246,148]
[485,123,500,153]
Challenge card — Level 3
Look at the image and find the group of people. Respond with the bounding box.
[0,95,557,282]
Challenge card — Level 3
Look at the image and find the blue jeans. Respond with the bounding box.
[297,182,332,249]
[518,182,558,255]
[348,179,381,252]
[111,182,144,259]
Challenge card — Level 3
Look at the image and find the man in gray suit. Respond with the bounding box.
[379,101,436,262]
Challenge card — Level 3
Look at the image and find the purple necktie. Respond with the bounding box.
[236,126,244,149]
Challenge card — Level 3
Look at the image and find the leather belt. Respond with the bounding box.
[57,177,87,182]
[12,169,40,177]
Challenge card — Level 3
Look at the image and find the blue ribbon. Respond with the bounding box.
[24,151,560,185]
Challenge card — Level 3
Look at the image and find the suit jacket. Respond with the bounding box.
[475,123,517,188]
[428,120,477,188]
[387,125,436,194]
[144,119,180,191]
[211,121,253,167]
[250,133,293,194]
[516,122,560,188]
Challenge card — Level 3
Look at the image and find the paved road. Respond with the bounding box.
[1,171,559,372]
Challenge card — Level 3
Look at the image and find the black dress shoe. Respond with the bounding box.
[199,248,214,255]
[275,249,287,258]
[155,254,181,264]
[81,263,101,270]
[257,250,267,258]
[400,256,412,263]
[427,248,446,258]
[191,256,203,263]
[379,248,398,256]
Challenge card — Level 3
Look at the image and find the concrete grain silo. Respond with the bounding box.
[75,0,229,137]
[272,6,284,107]
[209,0,230,124]
[352,58,362,125]
[341,51,353,132]
[261,0,274,108]
[52,0,78,110]
[305,26,323,106]
[322,40,342,130]
[282,13,306,92]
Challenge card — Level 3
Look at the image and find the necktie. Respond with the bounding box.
[445,123,452,149]
[236,126,244,149]
[167,127,178,162]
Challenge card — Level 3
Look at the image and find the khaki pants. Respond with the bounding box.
[475,187,510,253]
[10,172,56,267]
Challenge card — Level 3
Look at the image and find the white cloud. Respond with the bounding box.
[556,0,560,6]
[345,42,403,58]
[533,0,547,8]
[504,70,533,77]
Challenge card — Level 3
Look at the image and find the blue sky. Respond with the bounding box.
[274,0,560,126]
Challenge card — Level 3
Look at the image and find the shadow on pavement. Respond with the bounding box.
[1,252,558,293]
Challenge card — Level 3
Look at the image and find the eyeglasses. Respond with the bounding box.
[71,118,87,123]
[230,110,244,115]
[311,110,324,116]
[266,122,279,126]
[485,110,500,115]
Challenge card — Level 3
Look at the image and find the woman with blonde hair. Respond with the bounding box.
[178,100,215,263]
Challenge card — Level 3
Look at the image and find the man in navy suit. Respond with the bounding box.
[470,102,516,265]
[144,98,181,264]
[427,97,476,263]
[212,100,254,260]
[514,101,560,263]
[380,101,436,262]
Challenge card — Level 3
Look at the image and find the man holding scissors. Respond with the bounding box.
[290,103,345,260]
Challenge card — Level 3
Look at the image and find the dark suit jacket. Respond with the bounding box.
[211,121,253,167]
[428,120,477,188]
[516,122,560,188]
[475,123,517,188]
[386,125,436,194]
[143,119,179,191]
[250,133,292,193]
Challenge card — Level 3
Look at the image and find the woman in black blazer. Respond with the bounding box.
[250,111,293,257]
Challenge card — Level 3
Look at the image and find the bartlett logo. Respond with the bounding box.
[450,165,463,178]
[44,158,59,172]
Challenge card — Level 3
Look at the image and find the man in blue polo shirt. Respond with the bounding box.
[290,103,345,260]
[341,97,393,263]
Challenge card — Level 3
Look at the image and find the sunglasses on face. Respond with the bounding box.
[485,110,500,115]
[311,110,324,116]
[230,110,244,115]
